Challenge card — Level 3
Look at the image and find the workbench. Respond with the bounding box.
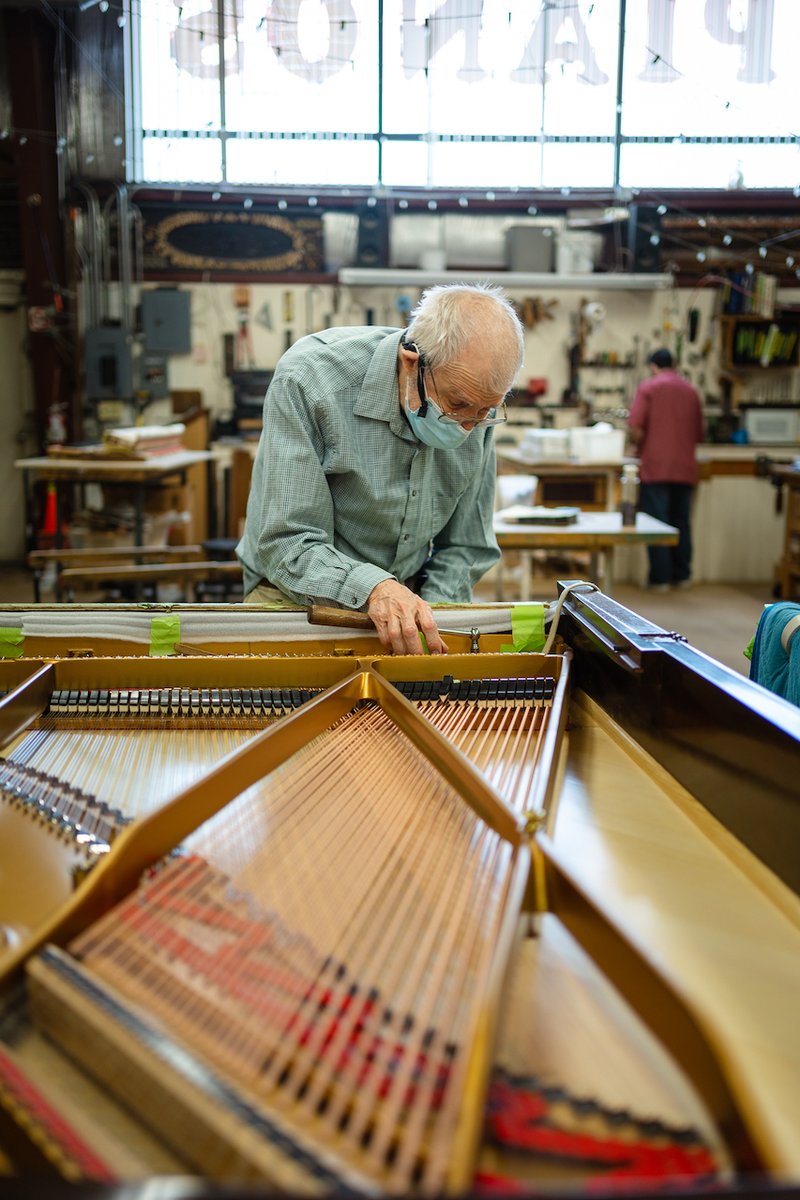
[493,510,679,598]
[15,451,215,551]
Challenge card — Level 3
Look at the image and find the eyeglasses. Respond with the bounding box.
[418,361,508,429]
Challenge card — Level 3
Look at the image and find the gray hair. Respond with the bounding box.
[405,283,524,394]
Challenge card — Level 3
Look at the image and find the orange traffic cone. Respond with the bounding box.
[36,483,61,550]
[41,483,58,536]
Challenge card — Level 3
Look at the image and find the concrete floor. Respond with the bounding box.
[0,561,768,677]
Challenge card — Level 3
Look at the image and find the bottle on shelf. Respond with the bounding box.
[619,463,639,526]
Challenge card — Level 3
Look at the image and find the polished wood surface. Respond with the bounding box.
[555,692,800,1170]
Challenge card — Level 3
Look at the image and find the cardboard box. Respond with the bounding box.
[144,483,192,514]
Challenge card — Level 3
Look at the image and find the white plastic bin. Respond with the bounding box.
[520,429,570,459]
[568,427,626,462]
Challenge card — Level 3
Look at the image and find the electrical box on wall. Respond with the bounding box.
[141,288,192,354]
[84,326,133,400]
[140,352,169,399]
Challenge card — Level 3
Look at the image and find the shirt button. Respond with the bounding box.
[352,595,358,604]
[403,534,409,541]
[411,490,417,497]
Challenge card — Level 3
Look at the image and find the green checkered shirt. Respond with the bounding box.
[236,326,500,608]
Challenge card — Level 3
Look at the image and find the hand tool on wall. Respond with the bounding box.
[305,285,324,335]
[233,286,255,368]
[283,290,294,351]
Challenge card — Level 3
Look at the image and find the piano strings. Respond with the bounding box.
[1,674,558,837]
[28,700,528,1194]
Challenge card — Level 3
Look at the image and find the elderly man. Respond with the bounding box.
[237,283,525,654]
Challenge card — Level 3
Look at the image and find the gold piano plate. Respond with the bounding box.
[0,599,798,1196]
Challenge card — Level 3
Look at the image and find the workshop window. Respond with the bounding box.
[129,0,800,191]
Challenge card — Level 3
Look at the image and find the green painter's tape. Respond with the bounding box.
[0,628,23,659]
[501,604,546,653]
[150,615,181,657]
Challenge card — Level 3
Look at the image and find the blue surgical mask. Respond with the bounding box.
[404,384,471,449]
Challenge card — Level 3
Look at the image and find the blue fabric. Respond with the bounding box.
[748,602,800,706]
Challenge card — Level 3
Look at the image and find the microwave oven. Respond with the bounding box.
[742,407,800,445]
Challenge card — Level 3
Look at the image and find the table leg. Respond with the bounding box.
[520,552,533,600]
[134,485,145,546]
[133,485,146,601]
[495,554,505,603]
[599,549,613,596]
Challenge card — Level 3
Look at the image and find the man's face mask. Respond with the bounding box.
[404,379,472,449]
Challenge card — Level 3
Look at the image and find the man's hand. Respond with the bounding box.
[367,579,448,656]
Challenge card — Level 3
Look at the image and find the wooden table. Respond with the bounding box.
[493,510,679,598]
[497,448,633,511]
[15,451,215,550]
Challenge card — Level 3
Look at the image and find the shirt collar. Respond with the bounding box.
[354,330,415,440]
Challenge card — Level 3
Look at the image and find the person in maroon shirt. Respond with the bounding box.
[627,349,705,590]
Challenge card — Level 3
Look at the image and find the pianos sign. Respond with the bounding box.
[169,0,779,88]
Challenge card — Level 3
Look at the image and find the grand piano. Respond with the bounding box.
[0,583,797,1197]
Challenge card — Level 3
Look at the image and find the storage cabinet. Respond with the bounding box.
[772,466,800,600]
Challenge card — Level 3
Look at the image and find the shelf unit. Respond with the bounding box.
[338,269,674,290]
[579,359,635,368]
[720,314,800,370]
